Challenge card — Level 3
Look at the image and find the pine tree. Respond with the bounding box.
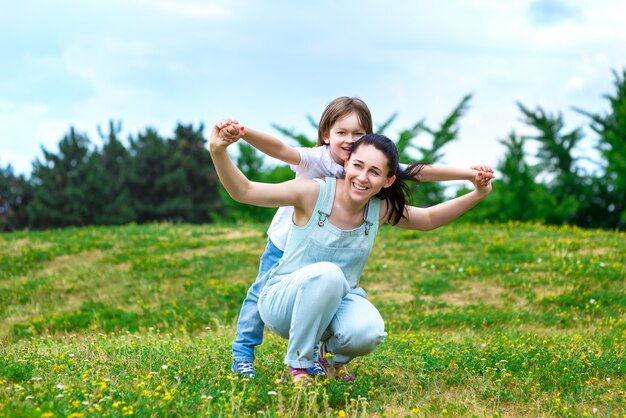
[128,124,225,223]
[171,123,224,223]
[0,164,32,231]
[494,132,549,221]
[400,94,473,206]
[575,69,626,229]
[28,127,95,228]
[517,102,585,224]
[95,120,136,224]
[127,128,179,223]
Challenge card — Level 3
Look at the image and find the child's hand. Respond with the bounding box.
[470,165,495,182]
[217,119,244,143]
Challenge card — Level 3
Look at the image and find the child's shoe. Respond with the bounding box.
[231,361,255,378]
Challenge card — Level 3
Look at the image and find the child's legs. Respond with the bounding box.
[232,238,284,362]
[259,262,349,369]
[324,289,387,365]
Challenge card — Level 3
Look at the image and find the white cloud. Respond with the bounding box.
[2,0,624,180]
[528,0,582,26]
[0,102,68,173]
[566,76,585,91]
[138,0,231,19]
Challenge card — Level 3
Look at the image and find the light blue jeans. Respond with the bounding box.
[259,261,387,368]
[232,238,283,363]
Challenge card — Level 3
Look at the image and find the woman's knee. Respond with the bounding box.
[308,262,348,293]
[353,323,386,353]
[315,262,345,280]
[336,320,386,356]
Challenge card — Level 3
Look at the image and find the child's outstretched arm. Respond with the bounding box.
[217,119,301,166]
[416,165,495,183]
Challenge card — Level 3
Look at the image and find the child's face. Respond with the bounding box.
[322,112,367,165]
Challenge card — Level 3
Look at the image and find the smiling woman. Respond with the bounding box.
[208,127,492,384]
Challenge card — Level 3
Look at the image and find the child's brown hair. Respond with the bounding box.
[317,97,373,146]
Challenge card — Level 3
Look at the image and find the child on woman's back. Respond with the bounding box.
[218,96,494,378]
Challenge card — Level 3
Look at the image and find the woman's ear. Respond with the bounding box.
[384,175,396,188]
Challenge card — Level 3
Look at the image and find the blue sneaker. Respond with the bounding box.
[306,361,326,377]
[232,361,254,378]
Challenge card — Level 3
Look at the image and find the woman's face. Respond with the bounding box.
[343,144,395,203]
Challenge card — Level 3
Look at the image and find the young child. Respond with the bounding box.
[218,96,494,377]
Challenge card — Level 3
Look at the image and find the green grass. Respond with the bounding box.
[0,221,625,417]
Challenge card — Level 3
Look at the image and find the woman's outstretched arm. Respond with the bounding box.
[208,122,317,210]
[390,171,492,231]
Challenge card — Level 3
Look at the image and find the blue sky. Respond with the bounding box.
[2,0,625,177]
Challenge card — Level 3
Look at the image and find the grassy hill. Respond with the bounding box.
[1,222,625,417]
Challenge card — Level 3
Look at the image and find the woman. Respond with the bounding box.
[209,125,492,384]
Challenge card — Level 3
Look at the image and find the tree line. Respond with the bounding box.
[1,69,625,232]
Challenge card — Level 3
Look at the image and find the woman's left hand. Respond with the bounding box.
[473,171,493,196]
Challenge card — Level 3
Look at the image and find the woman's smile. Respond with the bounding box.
[352,182,368,191]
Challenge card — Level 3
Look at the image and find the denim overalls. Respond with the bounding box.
[258,177,387,368]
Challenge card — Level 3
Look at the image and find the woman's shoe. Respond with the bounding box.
[318,342,356,381]
[318,342,333,378]
[286,367,311,385]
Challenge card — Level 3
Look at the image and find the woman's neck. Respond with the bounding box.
[328,179,368,229]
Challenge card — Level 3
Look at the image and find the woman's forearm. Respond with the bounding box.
[209,146,253,203]
[424,189,488,229]
[209,130,306,209]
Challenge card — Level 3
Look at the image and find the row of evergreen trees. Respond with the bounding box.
[1,123,225,230]
[1,70,625,232]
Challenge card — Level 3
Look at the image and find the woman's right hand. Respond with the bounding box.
[209,121,235,153]
[473,171,493,196]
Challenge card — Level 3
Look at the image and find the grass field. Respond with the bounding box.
[0,221,625,417]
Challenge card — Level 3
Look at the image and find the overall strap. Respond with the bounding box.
[317,177,335,227]
[363,200,377,235]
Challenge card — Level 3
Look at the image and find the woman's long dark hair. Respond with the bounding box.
[350,133,426,225]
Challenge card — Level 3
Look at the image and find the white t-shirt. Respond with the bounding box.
[266,145,345,250]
